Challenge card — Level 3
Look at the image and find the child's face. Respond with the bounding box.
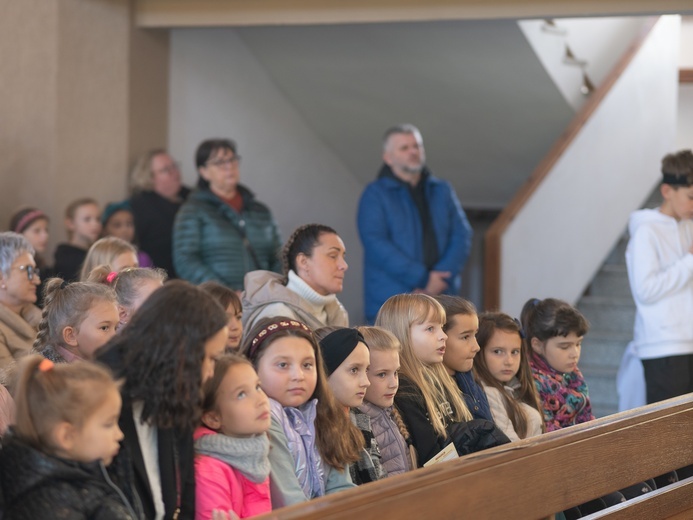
[409,311,447,365]
[119,279,162,327]
[225,304,243,351]
[66,300,119,359]
[202,327,229,383]
[661,184,693,221]
[327,342,370,408]
[531,332,582,373]
[62,387,123,465]
[256,336,318,408]
[442,313,480,375]
[111,251,138,272]
[365,349,400,409]
[483,329,522,384]
[67,204,101,246]
[22,218,49,254]
[206,363,271,437]
[103,210,135,243]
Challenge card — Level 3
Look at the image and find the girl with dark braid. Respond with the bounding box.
[242,224,349,331]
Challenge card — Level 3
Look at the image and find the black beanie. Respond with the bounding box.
[319,328,368,376]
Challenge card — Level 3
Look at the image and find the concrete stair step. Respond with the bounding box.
[603,235,629,266]
[580,330,631,368]
[578,295,636,333]
[588,265,633,298]
[580,363,619,419]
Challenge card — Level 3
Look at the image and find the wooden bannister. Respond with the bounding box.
[257,394,693,519]
[483,17,659,311]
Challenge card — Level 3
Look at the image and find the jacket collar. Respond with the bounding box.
[377,163,432,186]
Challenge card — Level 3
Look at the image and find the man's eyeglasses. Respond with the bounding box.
[16,265,40,281]
[207,156,241,168]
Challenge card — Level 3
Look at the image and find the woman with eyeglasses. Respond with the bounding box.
[129,149,191,278]
[173,138,282,291]
[0,232,42,372]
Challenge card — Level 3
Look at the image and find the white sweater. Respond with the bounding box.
[626,209,693,359]
[482,382,543,442]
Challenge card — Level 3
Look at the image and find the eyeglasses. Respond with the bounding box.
[16,265,40,281]
[152,162,180,175]
[207,156,241,168]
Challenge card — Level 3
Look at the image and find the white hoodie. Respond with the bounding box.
[626,208,693,359]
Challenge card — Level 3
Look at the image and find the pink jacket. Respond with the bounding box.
[194,427,271,519]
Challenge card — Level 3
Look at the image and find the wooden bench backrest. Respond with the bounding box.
[257,394,693,519]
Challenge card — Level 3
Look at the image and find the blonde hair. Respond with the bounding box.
[88,265,167,311]
[129,148,166,193]
[14,355,119,456]
[376,294,472,438]
[80,237,137,281]
[356,326,401,353]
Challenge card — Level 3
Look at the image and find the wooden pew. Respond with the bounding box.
[257,394,693,519]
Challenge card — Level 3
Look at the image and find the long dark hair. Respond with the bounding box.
[98,280,228,430]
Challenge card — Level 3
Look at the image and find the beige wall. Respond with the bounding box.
[0,0,168,257]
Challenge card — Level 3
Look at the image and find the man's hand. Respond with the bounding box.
[422,270,451,296]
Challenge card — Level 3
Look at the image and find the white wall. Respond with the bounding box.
[678,84,693,150]
[681,16,693,68]
[168,28,365,321]
[519,17,649,111]
[501,16,680,317]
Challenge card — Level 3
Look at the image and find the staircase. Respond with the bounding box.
[577,188,662,418]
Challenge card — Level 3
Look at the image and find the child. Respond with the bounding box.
[80,237,139,281]
[97,280,229,520]
[33,277,119,363]
[375,294,475,466]
[522,297,594,431]
[240,317,359,508]
[625,150,693,404]
[195,353,272,519]
[475,312,544,441]
[315,326,385,485]
[200,280,244,351]
[435,295,493,422]
[102,201,154,269]
[54,198,102,282]
[89,265,167,329]
[357,325,416,476]
[0,355,137,518]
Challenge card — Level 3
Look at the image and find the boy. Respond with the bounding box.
[626,149,693,404]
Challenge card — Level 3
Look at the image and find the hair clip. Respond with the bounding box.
[60,280,69,290]
[38,358,55,372]
[513,318,526,339]
[106,271,119,284]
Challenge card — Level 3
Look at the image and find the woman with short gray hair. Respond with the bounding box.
[0,232,42,371]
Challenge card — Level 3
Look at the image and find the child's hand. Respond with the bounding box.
[211,510,240,520]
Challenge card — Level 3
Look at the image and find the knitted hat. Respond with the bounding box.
[102,200,133,225]
[319,328,368,376]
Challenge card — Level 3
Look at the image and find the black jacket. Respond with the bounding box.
[0,431,137,519]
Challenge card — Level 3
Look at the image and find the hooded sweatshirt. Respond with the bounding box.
[626,208,693,359]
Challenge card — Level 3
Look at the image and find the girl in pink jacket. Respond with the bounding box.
[195,353,273,519]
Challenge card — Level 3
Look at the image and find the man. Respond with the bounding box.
[357,124,472,323]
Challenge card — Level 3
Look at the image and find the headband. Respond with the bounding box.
[319,328,368,376]
[14,210,48,234]
[662,171,692,187]
[249,319,312,359]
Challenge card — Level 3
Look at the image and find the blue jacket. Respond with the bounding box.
[454,370,493,422]
[357,166,472,321]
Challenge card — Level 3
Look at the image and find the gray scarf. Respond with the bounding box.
[194,432,270,484]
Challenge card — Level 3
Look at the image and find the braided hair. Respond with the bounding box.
[280,224,338,282]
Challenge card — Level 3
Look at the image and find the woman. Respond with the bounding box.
[173,138,282,291]
[242,223,349,331]
[96,280,228,520]
[129,149,191,278]
[9,207,53,306]
[0,232,42,372]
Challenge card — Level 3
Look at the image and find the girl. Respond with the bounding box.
[315,326,385,485]
[240,316,359,508]
[357,325,416,476]
[101,201,154,268]
[375,294,473,466]
[33,277,119,363]
[521,297,594,431]
[200,280,243,351]
[97,280,229,520]
[89,265,167,329]
[80,237,139,281]
[195,353,272,519]
[435,295,493,422]
[0,355,138,519]
[474,312,544,441]
[242,223,349,331]
[54,198,102,282]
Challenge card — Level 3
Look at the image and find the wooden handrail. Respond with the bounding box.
[680,69,693,83]
[257,394,693,519]
[483,17,659,310]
